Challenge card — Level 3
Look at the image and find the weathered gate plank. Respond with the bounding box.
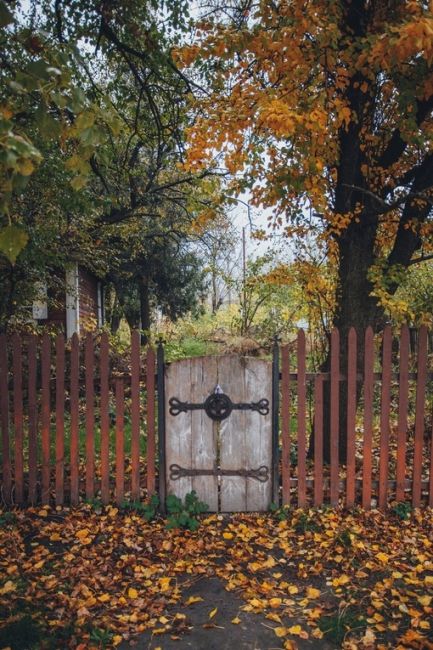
[244,358,272,511]
[220,356,247,511]
[191,356,218,511]
[165,359,193,500]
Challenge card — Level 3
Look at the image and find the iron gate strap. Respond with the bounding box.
[169,463,269,483]
[168,394,269,421]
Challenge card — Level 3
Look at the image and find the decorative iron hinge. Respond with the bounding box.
[169,385,269,422]
[169,463,269,483]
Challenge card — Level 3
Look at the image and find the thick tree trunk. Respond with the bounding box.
[139,276,151,346]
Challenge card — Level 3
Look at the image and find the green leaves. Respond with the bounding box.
[0,225,29,264]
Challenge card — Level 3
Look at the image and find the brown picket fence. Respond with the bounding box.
[0,326,433,510]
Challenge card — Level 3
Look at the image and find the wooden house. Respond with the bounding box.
[32,263,104,337]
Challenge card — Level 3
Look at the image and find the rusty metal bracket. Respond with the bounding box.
[168,389,269,422]
[169,463,269,483]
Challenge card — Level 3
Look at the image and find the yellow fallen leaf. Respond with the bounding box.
[223,532,233,540]
[274,627,288,637]
[288,585,299,594]
[284,642,298,650]
[33,560,44,570]
[128,588,138,599]
[0,581,16,595]
[209,607,218,619]
[425,576,433,586]
[159,577,171,592]
[75,528,90,539]
[288,625,302,635]
[418,594,432,606]
[185,596,203,606]
[376,552,389,564]
[312,628,324,639]
[266,612,282,624]
[306,587,320,599]
[269,597,282,608]
[49,533,61,542]
[113,636,123,646]
[98,593,110,603]
[231,616,241,624]
[420,621,431,630]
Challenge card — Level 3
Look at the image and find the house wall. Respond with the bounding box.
[78,267,100,335]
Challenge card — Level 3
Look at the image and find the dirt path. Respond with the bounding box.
[122,577,334,650]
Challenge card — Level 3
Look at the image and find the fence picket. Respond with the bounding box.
[28,335,37,505]
[297,330,306,507]
[346,328,357,508]
[0,334,11,504]
[70,334,79,506]
[396,326,409,502]
[412,325,428,507]
[100,332,110,505]
[314,374,323,507]
[330,328,340,506]
[12,334,24,504]
[378,325,392,509]
[41,334,51,505]
[146,347,156,496]
[131,331,141,501]
[281,344,291,506]
[85,333,95,500]
[115,377,124,506]
[55,334,65,506]
[429,420,433,508]
[362,327,374,510]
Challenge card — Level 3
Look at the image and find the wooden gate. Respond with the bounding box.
[163,355,274,512]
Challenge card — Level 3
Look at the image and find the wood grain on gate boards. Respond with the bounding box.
[413,325,427,507]
[281,345,291,506]
[396,326,409,503]
[220,356,247,511]
[146,347,156,495]
[12,334,24,504]
[244,358,272,511]
[191,356,218,511]
[28,335,38,504]
[165,359,193,501]
[0,334,11,503]
[362,327,374,510]
[378,326,392,510]
[55,334,65,506]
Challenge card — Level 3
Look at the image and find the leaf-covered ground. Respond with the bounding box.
[0,505,432,649]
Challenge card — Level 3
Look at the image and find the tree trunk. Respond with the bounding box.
[139,276,151,346]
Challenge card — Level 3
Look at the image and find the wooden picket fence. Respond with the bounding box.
[0,325,432,510]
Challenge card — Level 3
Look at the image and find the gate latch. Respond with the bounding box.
[169,385,269,422]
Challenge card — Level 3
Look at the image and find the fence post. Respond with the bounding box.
[146,347,156,496]
[346,328,357,508]
[313,374,323,507]
[12,334,24,504]
[28,335,38,505]
[85,332,95,500]
[396,326,409,503]
[0,334,11,505]
[281,344,291,506]
[330,328,340,507]
[412,325,427,508]
[55,334,65,506]
[131,331,141,502]
[297,329,306,507]
[362,327,374,510]
[157,341,166,514]
[70,333,80,506]
[41,334,51,506]
[115,376,124,506]
[100,332,110,505]
[272,336,280,506]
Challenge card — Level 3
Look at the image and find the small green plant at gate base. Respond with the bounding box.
[269,503,290,521]
[0,511,17,528]
[166,491,208,531]
[123,495,160,522]
[392,501,412,520]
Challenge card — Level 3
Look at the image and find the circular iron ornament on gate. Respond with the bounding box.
[204,393,233,421]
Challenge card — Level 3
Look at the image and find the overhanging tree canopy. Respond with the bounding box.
[179,0,433,338]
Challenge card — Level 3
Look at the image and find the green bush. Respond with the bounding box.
[166,491,208,531]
